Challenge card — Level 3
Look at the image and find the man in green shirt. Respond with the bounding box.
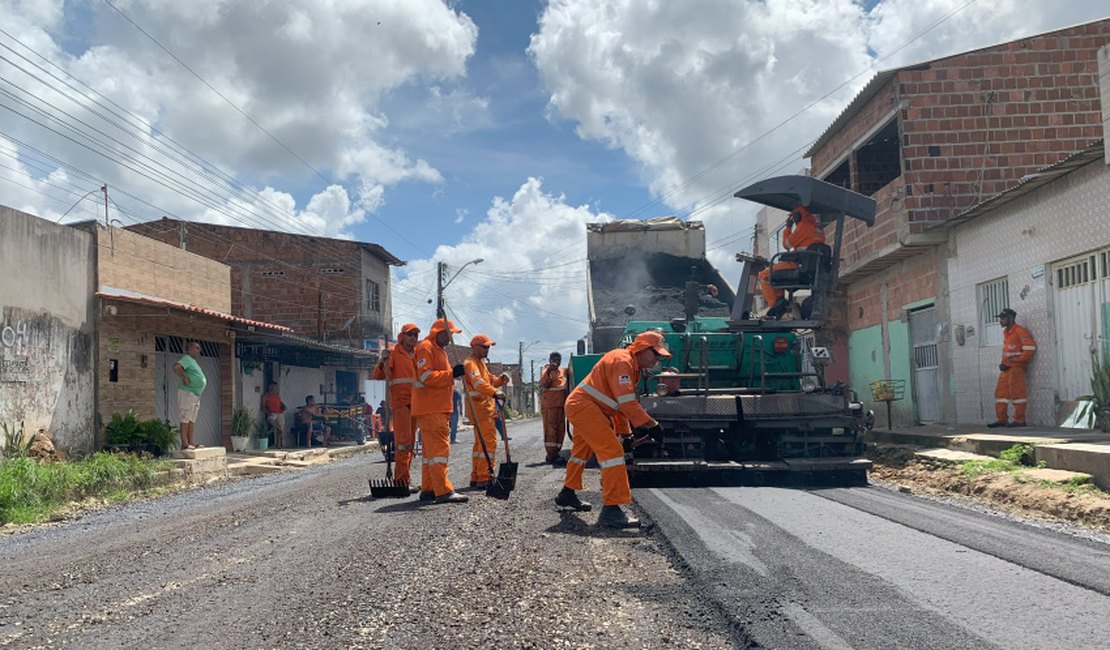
[173,341,207,450]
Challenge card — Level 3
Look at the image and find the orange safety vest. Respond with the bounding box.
[462,355,508,420]
[371,343,418,406]
[1002,323,1036,368]
[539,365,569,409]
[411,336,455,416]
[565,348,654,431]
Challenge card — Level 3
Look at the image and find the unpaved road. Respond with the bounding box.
[0,420,746,649]
[4,419,1109,649]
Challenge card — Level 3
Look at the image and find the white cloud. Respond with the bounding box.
[0,0,475,234]
[391,177,610,363]
[528,0,1110,282]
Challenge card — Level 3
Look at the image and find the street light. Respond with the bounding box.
[436,258,483,319]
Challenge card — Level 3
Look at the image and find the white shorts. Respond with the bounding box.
[178,389,202,423]
[266,412,285,433]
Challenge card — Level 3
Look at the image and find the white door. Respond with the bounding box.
[1052,251,1107,400]
[155,336,222,447]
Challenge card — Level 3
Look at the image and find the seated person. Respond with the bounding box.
[293,395,331,447]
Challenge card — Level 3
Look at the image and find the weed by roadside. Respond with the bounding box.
[1,449,171,525]
[960,444,1042,480]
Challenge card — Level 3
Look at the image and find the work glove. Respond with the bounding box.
[637,422,664,441]
[452,364,465,378]
[999,363,1010,372]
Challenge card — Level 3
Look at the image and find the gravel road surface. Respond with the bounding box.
[0,419,750,649]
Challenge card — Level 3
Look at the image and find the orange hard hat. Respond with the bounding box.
[628,331,671,358]
[399,323,420,336]
[429,318,462,335]
[470,334,496,347]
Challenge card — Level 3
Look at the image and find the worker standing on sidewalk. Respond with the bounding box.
[554,331,669,529]
[412,318,469,504]
[462,334,510,488]
[989,308,1037,428]
[539,351,569,464]
[758,203,825,319]
[371,323,421,487]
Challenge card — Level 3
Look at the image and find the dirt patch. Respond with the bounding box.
[868,446,1110,532]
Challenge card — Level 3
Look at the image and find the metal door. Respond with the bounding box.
[1052,251,1107,400]
[909,306,940,423]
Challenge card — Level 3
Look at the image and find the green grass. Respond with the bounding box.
[960,444,1040,480]
[0,452,171,525]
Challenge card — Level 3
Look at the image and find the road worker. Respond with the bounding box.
[462,334,510,488]
[371,323,421,489]
[758,203,825,319]
[412,318,468,503]
[555,331,668,529]
[539,351,569,464]
[988,308,1036,428]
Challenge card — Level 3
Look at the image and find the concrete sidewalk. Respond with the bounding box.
[866,424,1110,489]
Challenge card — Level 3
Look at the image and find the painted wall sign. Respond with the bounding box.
[1,321,29,348]
[108,336,121,353]
[0,357,29,382]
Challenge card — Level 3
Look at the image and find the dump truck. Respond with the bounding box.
[573,176,876,487]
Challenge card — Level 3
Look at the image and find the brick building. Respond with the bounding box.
[799,18,1110,425]
[125,218,404,349]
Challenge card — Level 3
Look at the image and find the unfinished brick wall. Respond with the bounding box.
[812,19,1109,273]
[127,219,369,342]
[848,255,938,331]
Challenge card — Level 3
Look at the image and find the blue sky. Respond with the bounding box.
[2,0,1108,366]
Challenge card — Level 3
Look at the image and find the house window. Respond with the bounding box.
[320,268,345,274]
[366,279,380,312]
[260,270,284,278]
[977,277,1009,347]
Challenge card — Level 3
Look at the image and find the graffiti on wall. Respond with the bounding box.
[1,320,29,383]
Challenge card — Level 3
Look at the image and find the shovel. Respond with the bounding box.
[369,439,410,497]
[486,398,518,500]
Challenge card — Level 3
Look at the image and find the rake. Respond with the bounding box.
[369,359,409,498]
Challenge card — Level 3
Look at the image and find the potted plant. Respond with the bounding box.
[1078,350,1110,432]
[105,410,140,453]
[230,406,253,452]
[253,418,271,451]
[138,418,178,457]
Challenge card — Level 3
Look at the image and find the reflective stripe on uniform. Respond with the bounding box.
[544,442,561,448]
[423,456,449,466]
[996,398,1011,404]
[390,377,414,385]
[396,444,414,451]
[598,456,626,469]
[1011,398,1028,404]
[616,393,638,404]
[467,391,482,398]
[568,456,588,466]
[474,378,486,386]
[1022,346,1036,350]
[581,383,619,409]
[419,370,432,382]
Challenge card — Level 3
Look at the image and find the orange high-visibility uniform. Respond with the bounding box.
[539,364,569,462]
[372,343,419,485]
[563,348,655,506]
[758,205,826,306]
[463,355,509,483]
[412,325,458,497]
[995,323,1036,424]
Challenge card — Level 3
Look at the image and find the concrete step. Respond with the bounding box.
[1018,467,1093,485]
[1034,443,1110,489]
[914,448,994,465]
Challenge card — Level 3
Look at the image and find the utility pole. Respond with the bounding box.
[435,261,446,320]
[530,359,535,415]
[518,341,524,413]
[101,184,109,227]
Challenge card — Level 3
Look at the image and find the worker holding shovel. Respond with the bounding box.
[412,318,469,504]
[462,334,511,488]
[371,323,421,489]
[555,331,668,529]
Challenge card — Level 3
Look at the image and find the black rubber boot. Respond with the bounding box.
[418,490,435,501]
[598,505,640,529]
[435,492,469,504]
[765,298,790,320]
[555,487,593,512]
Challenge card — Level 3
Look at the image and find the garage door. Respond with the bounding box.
[1052,250,1110,400]
[155,336,222,447]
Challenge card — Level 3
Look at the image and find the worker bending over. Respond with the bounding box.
[462,334,510,487]
[371,323,421,489]
[555,331,668,529]
[412,318,468,503]
[758,203,825,319]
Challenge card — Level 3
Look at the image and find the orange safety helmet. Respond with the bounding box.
[627,330,671,358]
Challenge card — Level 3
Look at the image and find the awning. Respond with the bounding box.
[97,286,292,332]
[235,330,380,369]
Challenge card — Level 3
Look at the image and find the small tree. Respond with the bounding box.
[1078,351,1110,431]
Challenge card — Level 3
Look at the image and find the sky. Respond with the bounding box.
[2,0,1108,370]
